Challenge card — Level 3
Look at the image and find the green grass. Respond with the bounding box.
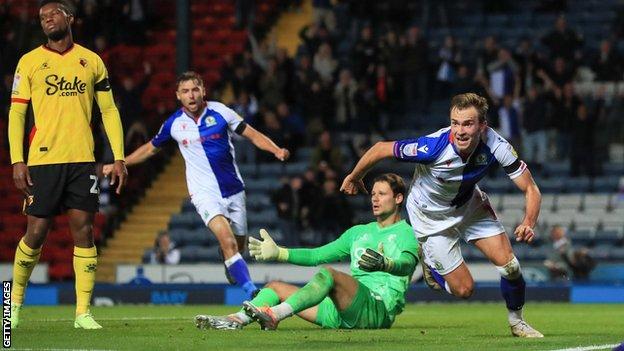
[9,303,624,350]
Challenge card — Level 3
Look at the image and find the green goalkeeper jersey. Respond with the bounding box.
[287,219,418,317]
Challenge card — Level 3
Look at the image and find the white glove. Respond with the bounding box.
[248,229,288,262]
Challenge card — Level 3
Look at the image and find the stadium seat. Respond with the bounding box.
[563,177,591,193]
[556,194,583,211]
[583,194,611,211]
[594,230,623,246]
[568,230,594,246]
[246,193,272,212]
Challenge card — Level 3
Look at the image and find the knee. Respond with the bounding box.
[318,266,336,282]
[264,280,283,290]
[454,283,474,299]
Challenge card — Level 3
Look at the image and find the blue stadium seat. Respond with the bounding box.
[543,162,569,178]
[525,246,549,261]
[592,177,619,193]
[285,162,309,175]
[246,193,272,211]
[258,163,285,177]
[169,212,204,230]
[608,247,624,261]
[538,178,564,193]
[568,230,594,246]
[594,230,623,246]
[245,178,279,192]
[563,177,591,193]
[247,209,278,228]
[237,163,257,178]
[195,246,221,262]
[590,245,611,261]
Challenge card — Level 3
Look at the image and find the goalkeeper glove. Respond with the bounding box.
[358,244,394,272]
[248,229,289,262]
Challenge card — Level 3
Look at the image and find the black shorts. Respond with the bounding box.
[24,162,99,217]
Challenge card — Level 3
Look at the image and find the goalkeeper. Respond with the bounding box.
[195,173,419,330]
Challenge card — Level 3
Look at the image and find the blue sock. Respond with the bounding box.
[500,274,526,311]
[225,253,257,298]
[429,265,447,288]
[612,342,624,351]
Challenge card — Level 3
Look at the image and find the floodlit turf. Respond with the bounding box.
[8,303,623,350]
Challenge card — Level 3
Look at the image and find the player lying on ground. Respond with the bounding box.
[104,71,289,299]
[341,93,543,338]
[195,173,418,330]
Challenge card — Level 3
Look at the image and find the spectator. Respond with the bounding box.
[311,131,343,174]
[351,25,377,78]
[521,86,550,171]
[276,101,305,155]
[271,176,303,247]
[313,42,338,84]
[487,48,520,100]
[476,35,499,77]
[114,62,152,149]
[434,35,461,98]
[550,82,580,160]
[403,25,429,113]
[591,40,622,82]
[570,103,596,177]
[258,110,288,163]
[150,231,181,265]
[312,0,336,32]
[315,178,353,244]
[258,58,286,108]
[497,95,522,151]
[333,69,358,131]
[541,15,582,62]
[302,79,333,141]
[544,226,595,281]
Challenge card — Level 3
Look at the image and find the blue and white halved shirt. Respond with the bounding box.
[394,127,526,214]
[151,101,246,199]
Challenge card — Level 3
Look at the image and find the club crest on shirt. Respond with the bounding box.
[417,144,429,154]
[475,153,488,165]
[204,116,217,127]
[79,58,88,67]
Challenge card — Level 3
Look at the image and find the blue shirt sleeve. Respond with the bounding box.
[151,115,176,148]
[393,132,449,164]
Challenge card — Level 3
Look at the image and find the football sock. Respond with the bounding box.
[249,287,280,307]
[501,275,526,324]
[224,253,257,298]
[11,238,41,305]
[232,311,252,325]
[73,246,97,316]
[281,267,334,316]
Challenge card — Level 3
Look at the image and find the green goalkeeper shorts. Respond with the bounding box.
[315,281,393,329]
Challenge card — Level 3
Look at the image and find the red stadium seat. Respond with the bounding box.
[49,262,73,281]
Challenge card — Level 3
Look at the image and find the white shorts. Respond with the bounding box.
[191,190,248,236]
[408,190,505,275]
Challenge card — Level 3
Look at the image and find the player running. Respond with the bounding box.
[341,93,544,338]
[104,71,289,298]
[195,173,418,331]
[8,0,127,329]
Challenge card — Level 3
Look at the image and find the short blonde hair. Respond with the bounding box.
[450,93,489,123]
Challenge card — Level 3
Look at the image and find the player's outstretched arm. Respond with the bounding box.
[511,168,541,243]
[341,141,395,195]
[249,228,351,266]
[103,142,159,191]
[241,124,290,161]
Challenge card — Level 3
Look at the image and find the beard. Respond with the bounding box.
[47,26,69,41]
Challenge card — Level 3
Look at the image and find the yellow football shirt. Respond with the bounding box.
[8,43,124,166]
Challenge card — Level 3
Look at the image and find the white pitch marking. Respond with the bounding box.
[548,343,620,351]
[26,316,190,322]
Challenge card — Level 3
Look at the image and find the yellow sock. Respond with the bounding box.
[73,246,97,316]
[11,238,42,305]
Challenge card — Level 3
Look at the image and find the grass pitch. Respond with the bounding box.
[9,303,624,350]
